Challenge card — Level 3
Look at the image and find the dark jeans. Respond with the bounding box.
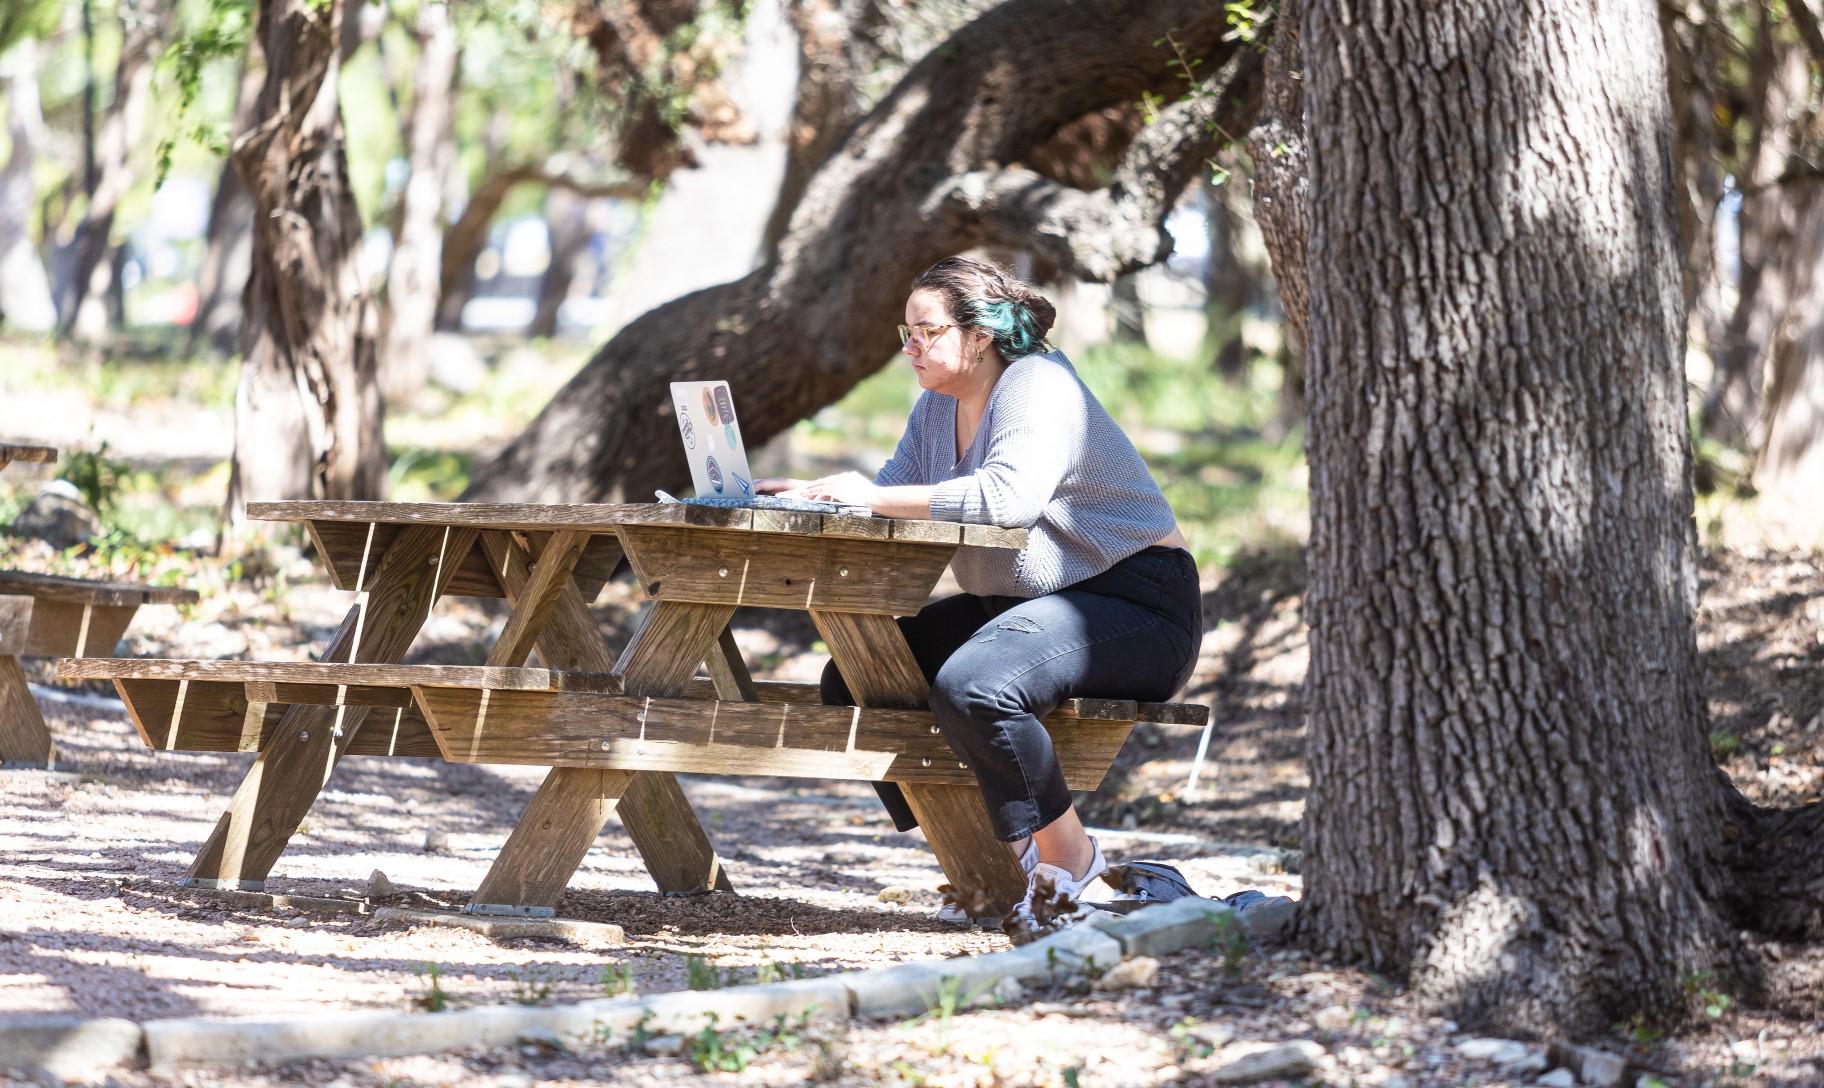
[820,545,1203,841]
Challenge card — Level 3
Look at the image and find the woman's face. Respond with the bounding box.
[903,289,991,396]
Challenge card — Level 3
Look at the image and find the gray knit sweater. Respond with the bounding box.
[874,349,1178,598]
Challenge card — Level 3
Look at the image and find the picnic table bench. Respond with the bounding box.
[1,444,202,766]
[57,500,1208,920]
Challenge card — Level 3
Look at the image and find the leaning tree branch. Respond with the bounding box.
[1786,0,1824,72]
[926,60,1264,283]
[464,0,1265,503]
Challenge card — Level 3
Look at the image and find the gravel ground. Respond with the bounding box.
[2,539,1821,1086]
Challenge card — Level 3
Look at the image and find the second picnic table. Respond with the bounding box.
[63,500,1202,920]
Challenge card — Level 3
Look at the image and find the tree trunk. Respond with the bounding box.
[1297,0,1745,1035]
[380,0,459,402]
[189,60,263,355]
[1205,177,1253,380]
[0,38,55,333]
[224,0,386,529]
[1109,272,1147,344]
[530,186,591,339]
[1751,197,1824,542]
[1699,40,1811,446]
[54,0,170,340]
[465,0,1266,502]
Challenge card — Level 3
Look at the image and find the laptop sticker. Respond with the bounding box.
[677,403,696,449]
[705,455,724,493]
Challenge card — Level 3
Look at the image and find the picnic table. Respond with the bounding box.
[0,443,58,471]
[62,500,1205,920]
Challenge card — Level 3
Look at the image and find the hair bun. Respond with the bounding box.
[1016,291,1057,341]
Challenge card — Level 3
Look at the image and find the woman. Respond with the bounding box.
[757,255,1201,932]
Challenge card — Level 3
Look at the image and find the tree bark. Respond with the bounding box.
[188,60,263,354]
[0,38,55,333]
[1297,0,1748,1035]
[1699,37,1811,445]
[224,0,386,528]
[53,0,171,340]
[530,186,591,338]
[380,0,459,402]
[1205,177,1254,380]
[463,0,1265,503]
[1750,196,1824,542]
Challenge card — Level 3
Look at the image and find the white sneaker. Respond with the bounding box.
[1005,837,1108,943]
[936,839,1038,926]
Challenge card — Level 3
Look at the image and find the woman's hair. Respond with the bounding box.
[911,255,1057,360]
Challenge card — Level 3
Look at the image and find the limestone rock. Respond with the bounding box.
[876,886,913,904]
[366,870,397,898]
[1206,1040,1324,1084]
[1093,956,1159,990]
[10,481,99,548]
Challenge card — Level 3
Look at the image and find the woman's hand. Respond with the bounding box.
[798,471,879,508]
[753,477,811,495]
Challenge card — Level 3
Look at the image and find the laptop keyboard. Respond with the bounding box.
[680,494,874,516]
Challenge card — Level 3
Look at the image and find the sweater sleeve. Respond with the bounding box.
[873,395,929,487]
[927,361,1083,527]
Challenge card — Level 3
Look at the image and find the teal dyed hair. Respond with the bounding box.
[911,256,1057,361]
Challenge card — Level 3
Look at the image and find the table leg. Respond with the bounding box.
[810,610,1028,918]
[0,654,54,767]
[184,525,479,889]
[469,533,733,913]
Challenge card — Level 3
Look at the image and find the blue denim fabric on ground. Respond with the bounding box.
[821,545,1202,841]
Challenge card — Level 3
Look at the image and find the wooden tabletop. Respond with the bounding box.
[0,443,57,467]
[0,570,200,607]
[245,500,1028,550]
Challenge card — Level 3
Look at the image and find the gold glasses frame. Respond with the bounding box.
[897,321,958,347]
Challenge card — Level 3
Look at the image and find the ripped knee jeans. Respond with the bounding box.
[820,545,1202,841]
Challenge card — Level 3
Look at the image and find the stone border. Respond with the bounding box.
[0,895,1295,1079]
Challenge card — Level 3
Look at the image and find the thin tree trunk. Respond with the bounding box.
[224,0,386,529]
[1298,0,1743,1035]
[189,60,263,354]
[54,0,170,339]
[463,0,1265,503]
[0,38,55,332]
[1205,177,1252,380]
[1108,273,1146,344]
[530,187,591,338]
[1751,197,1824,541]
[380,0,459,402]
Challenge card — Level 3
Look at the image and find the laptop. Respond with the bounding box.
[667,381,870,515]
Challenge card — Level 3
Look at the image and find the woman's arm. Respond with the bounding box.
[928,362,1083,527]
[795,473,932,518]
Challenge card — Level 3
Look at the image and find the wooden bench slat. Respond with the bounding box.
[0,571,199,607]
[413,687,1135,789]
[60,658,1208,725]
[114,678,440,756]
[57,658,622,691]
[0,443,57,465]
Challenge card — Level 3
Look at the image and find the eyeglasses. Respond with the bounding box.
[897,322,957,347]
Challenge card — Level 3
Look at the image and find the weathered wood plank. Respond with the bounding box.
[959,523,1029,549]
[0,655,54,765]
[889,519,962,545]
[0,594,33,652]
[808,609,1027,916]
[487,529,591,667]
[414,688,1132,789]
[0,571,198,607]
[749,508,821,535]
[469,532,732,909]
[619,525,953,614]
[253,500,670,531]
[308,519,504,597]
[18,601,138,658]
[703,625,758,703]
[0,443,57,466]
[611,600,739,697]
[114,677,440,756]
[817,513,893,541]
[185,524,481,888]
[57,657,625,693]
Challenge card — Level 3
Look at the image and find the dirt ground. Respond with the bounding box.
[2,537,1821,1086]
